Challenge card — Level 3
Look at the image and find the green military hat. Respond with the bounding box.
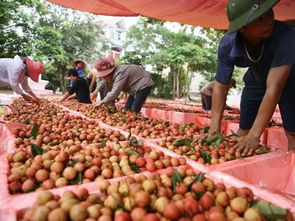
[226,0,280,34]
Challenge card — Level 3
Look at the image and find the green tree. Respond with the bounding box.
[1,0,109,92]
[121,18,219,99]
[0,0,44,57]
[32,2,109,92]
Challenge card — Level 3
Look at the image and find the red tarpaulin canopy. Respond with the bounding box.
[46,0,295,29]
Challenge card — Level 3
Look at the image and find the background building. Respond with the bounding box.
[96,18,128,60]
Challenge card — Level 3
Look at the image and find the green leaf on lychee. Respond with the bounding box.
[129,137,144,147]
[173,138,192,146]
[230,130,239,137]
[99,139,107,148]
[255,146,269,155]
[199,149,211,163]
[214,137,222,148]
[188,173,205,189]
[172,169,183,192]
[69,172,83,185]
[253,201,287,221]
[30,124,39,140]
[67,159,78,167]
[250,198,261,206]
[31,144,44,157]
[125,150,139,156]
[129,162,141,173]
[202,133,223,146]
[49,141,60,146]
[26,183,41,193]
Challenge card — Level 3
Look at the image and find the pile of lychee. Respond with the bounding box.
[20,167,290,221]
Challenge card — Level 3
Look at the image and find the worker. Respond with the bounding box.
[199,0,295,155]
[200,79,236,111]
[73,60,86,78]
[0,55,44,103]
[59,69,91,104]
[94,57,154,112]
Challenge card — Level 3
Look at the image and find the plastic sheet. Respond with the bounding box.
[171,111,199,124]
[266,127,288,151]
[216,151,295,215]
[150,108,171,121]
[141,107,151,117]
[140,107,150,117]
[272,110,283,124]
[193,115,211,127]
[225,122,268,145]
[46,0,295,33]
[224,122,240,136]
[0,123,17,154]
[166,103,203,112]
[0,209,17,221]
[0,94,18,105]
[194,115,228,132]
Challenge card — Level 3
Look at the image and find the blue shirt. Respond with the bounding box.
[77,68,85,78]
[216,21,295,97]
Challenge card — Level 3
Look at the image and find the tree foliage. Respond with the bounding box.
[1,0,109,92]
[0,0,43,57]
[121,18,223,99]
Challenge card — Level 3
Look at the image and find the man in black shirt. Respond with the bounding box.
[60,69,92,104]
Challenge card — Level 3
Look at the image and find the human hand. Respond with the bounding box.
[22,94,34,102]
[90,93,96,100]
[233,134,260,157]
[31,96,41,104]
[94,102,103,108]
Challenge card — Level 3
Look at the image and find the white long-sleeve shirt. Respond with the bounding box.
[0,55,32,95]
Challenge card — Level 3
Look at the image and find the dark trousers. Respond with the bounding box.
[124,86,153,113]
[201,93,212,110]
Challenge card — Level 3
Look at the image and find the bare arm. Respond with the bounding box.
[59,92,71,103]
[210,81,230,132]
[91,80,105,99]
[27,91,40,102]
[67,94,76,100]
[89,70,97,92]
